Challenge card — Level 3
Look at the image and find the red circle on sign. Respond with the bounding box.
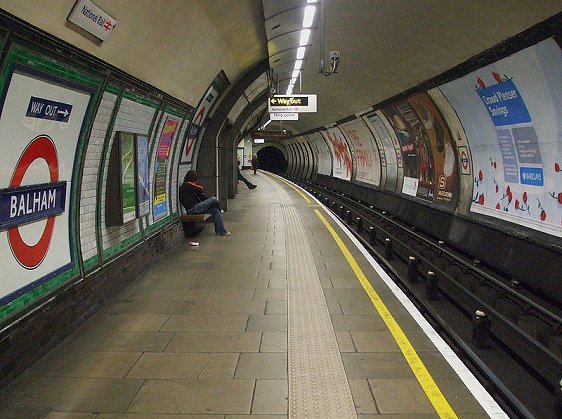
[193,106,206,126]
[460,150,469,170]
[8,135,59,269]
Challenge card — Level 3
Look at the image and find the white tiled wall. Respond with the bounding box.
[100,97,158,253]
[79,92,117,264]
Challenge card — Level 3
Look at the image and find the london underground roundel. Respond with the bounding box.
[8,135,58,269]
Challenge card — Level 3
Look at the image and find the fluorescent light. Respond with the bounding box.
[294,60,303,70]
[307,0,318,3]
[303,5,316,28]
[296,46,305,60]
[299,29,310,46]
[290,77,297,84]
[254,138,265,143]
[292,69,300,78]
[262,119,271,129]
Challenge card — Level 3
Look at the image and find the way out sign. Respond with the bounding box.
[268,95,317,113]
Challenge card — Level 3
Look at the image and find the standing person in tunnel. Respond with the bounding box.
[251,153,259,175]
[238,158,257,189]
[179,170,230,236]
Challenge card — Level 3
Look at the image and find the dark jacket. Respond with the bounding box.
[179,181,206,212]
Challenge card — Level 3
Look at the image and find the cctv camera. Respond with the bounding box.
[269,85,276,94]
[329,51,340,73]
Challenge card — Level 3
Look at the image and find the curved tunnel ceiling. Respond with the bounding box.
[3,0,560,136]
[261,0,562,134]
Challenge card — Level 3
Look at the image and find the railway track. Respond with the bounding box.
[295,179,562,419]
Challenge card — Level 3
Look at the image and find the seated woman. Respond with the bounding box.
[179,170,230,236]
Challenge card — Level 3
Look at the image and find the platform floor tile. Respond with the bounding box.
[252,379,289,414]
[235,353,287,379]
[0,376,144,413]
[260,331,288,352]
[127,379,255,414]
[165,331,261,352]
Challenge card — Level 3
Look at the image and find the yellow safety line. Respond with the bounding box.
[267,173,456,416]
[314,208,457,419]
[267,173,311,204]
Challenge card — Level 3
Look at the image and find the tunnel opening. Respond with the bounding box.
[257,146,287,174]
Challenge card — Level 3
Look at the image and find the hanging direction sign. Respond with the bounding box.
[68,0,117,41]
[251,130,292,139]
[270,112,299,121]
[268,95,317,113]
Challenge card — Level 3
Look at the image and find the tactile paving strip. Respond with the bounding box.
[274,181,357,418]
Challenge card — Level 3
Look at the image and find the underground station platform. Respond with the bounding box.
[0,171,506,418]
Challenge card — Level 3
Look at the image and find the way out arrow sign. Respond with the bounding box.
[26,96,73,123]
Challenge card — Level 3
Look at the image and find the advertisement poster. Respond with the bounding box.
[383,101,434,201]
[120,132,136,223]
[310,132,332,176]
[408,93,458,204]
[365,112,400,191]
[439,38,562,236]
[341,119,381,186]
[153,116,179,220]
[135,134,150,217]
[180,85,218,164]
[321,127,353,181]
[303,139,315,178]
[382,104,418,180]
[0,67,91,304]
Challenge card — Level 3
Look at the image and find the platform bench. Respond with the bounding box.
[180,213,210,223]
[180,213,210,237]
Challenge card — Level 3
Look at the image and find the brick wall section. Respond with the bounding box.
[0,221,185,388]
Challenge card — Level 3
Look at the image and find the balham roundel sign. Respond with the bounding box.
[4,135,66,269]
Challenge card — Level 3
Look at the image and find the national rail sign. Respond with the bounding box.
[268,94,317,113]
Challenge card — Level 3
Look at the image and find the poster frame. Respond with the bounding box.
[0,49,99,310]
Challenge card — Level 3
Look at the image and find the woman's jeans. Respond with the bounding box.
[190,197,227,235]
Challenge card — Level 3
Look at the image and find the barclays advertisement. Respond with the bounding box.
[439,38,562,236]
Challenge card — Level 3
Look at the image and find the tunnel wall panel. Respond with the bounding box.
[100,96,158,257]
[295,139,306,179]
[0,16,198,387]
[170,116,191,216]
[80,90,118,270]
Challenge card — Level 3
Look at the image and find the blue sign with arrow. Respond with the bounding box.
[26,96,73,122]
